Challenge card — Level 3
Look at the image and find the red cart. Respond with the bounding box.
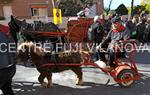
[22,18,140,87]
[27,30,140,87]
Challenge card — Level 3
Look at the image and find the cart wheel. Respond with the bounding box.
[117,69,135,87]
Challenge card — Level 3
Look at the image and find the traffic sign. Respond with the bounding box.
[53,8,62,24]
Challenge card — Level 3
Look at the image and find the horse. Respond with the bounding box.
[8,16,67,52]
[8,16,65,43]
[16,42,90,87]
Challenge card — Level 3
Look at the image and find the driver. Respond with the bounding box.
[98,16,130,71]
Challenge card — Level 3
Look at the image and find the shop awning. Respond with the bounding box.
[31,3,48,8]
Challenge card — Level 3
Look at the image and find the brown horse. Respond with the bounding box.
[17,42,89,88]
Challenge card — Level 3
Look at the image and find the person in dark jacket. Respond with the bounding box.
[88,16,105,61]
[105,16,112,35]
[99,17,130,70]
[136,18,147,42]
[88,16,104,43]
[143,18,150,42]
[0,24,16,95]
[126,18,137,39]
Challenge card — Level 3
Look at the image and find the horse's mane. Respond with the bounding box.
[8,16,21,43]
[18,42,45,56]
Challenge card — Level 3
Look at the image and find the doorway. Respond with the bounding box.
[3,6,13,20]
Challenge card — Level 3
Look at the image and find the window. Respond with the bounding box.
[31,8,39,16]
[31,8,48,16]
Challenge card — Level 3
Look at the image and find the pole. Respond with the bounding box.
[131,0,134,17]
[52,0,55,8]
[107,0,113,15]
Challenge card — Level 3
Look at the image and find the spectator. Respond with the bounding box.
[126,17,137,39]
[99,16,130,71]
[140,11,147,19]
[105,15,112,34]
[99,14,106,26]
[132,15,139,25]
[88,16,105,61]
[143,18,150,43]
[0,24,16,95]
[88,16,104,43]
[136,18,147,42]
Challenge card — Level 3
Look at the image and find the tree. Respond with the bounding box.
[115,4,128,15]
[141,0,150,13]
[59,0,83,16]
[141,0,150,4]
[80,0,93,6]
[132,5,146,15]
[59,0,94,16]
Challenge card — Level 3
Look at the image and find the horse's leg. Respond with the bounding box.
[38,72,48,87]
[46,73,53,88]
[71,67,83,85]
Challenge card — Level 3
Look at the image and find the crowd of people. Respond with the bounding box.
[88,13,150,71]
[100,14,150,43]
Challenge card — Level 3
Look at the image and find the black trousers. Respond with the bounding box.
[0,65,16,95]
[108,49,116,67]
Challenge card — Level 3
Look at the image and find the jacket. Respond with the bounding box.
[0,29,16,69]
[88,22,104,44]
[101,27,130,49]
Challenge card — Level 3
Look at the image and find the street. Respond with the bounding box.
[9,51,150,95]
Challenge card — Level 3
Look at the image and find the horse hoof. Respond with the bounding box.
[47,83,53,88]
[41,82,47,88]
[76,79,83,85]
[76,81,83,85]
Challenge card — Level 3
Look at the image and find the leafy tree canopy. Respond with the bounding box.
[59,0,82,16]
[132,5,148,15]
[115,4,128,15]
[80,0,93,6]
[59,0,93,16]
[141,0,150,13]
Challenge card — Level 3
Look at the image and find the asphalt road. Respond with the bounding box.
[1,51,150,95]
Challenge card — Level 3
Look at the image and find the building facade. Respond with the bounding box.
[0,0,103,19]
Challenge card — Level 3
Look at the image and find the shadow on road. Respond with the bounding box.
[12,74,150,95]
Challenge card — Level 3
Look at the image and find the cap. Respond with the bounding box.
[112,16,121,23]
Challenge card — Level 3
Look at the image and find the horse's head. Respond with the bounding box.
[17,42,45,63]
[8,15,26,43]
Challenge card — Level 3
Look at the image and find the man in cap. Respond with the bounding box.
[98,16,130,70]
